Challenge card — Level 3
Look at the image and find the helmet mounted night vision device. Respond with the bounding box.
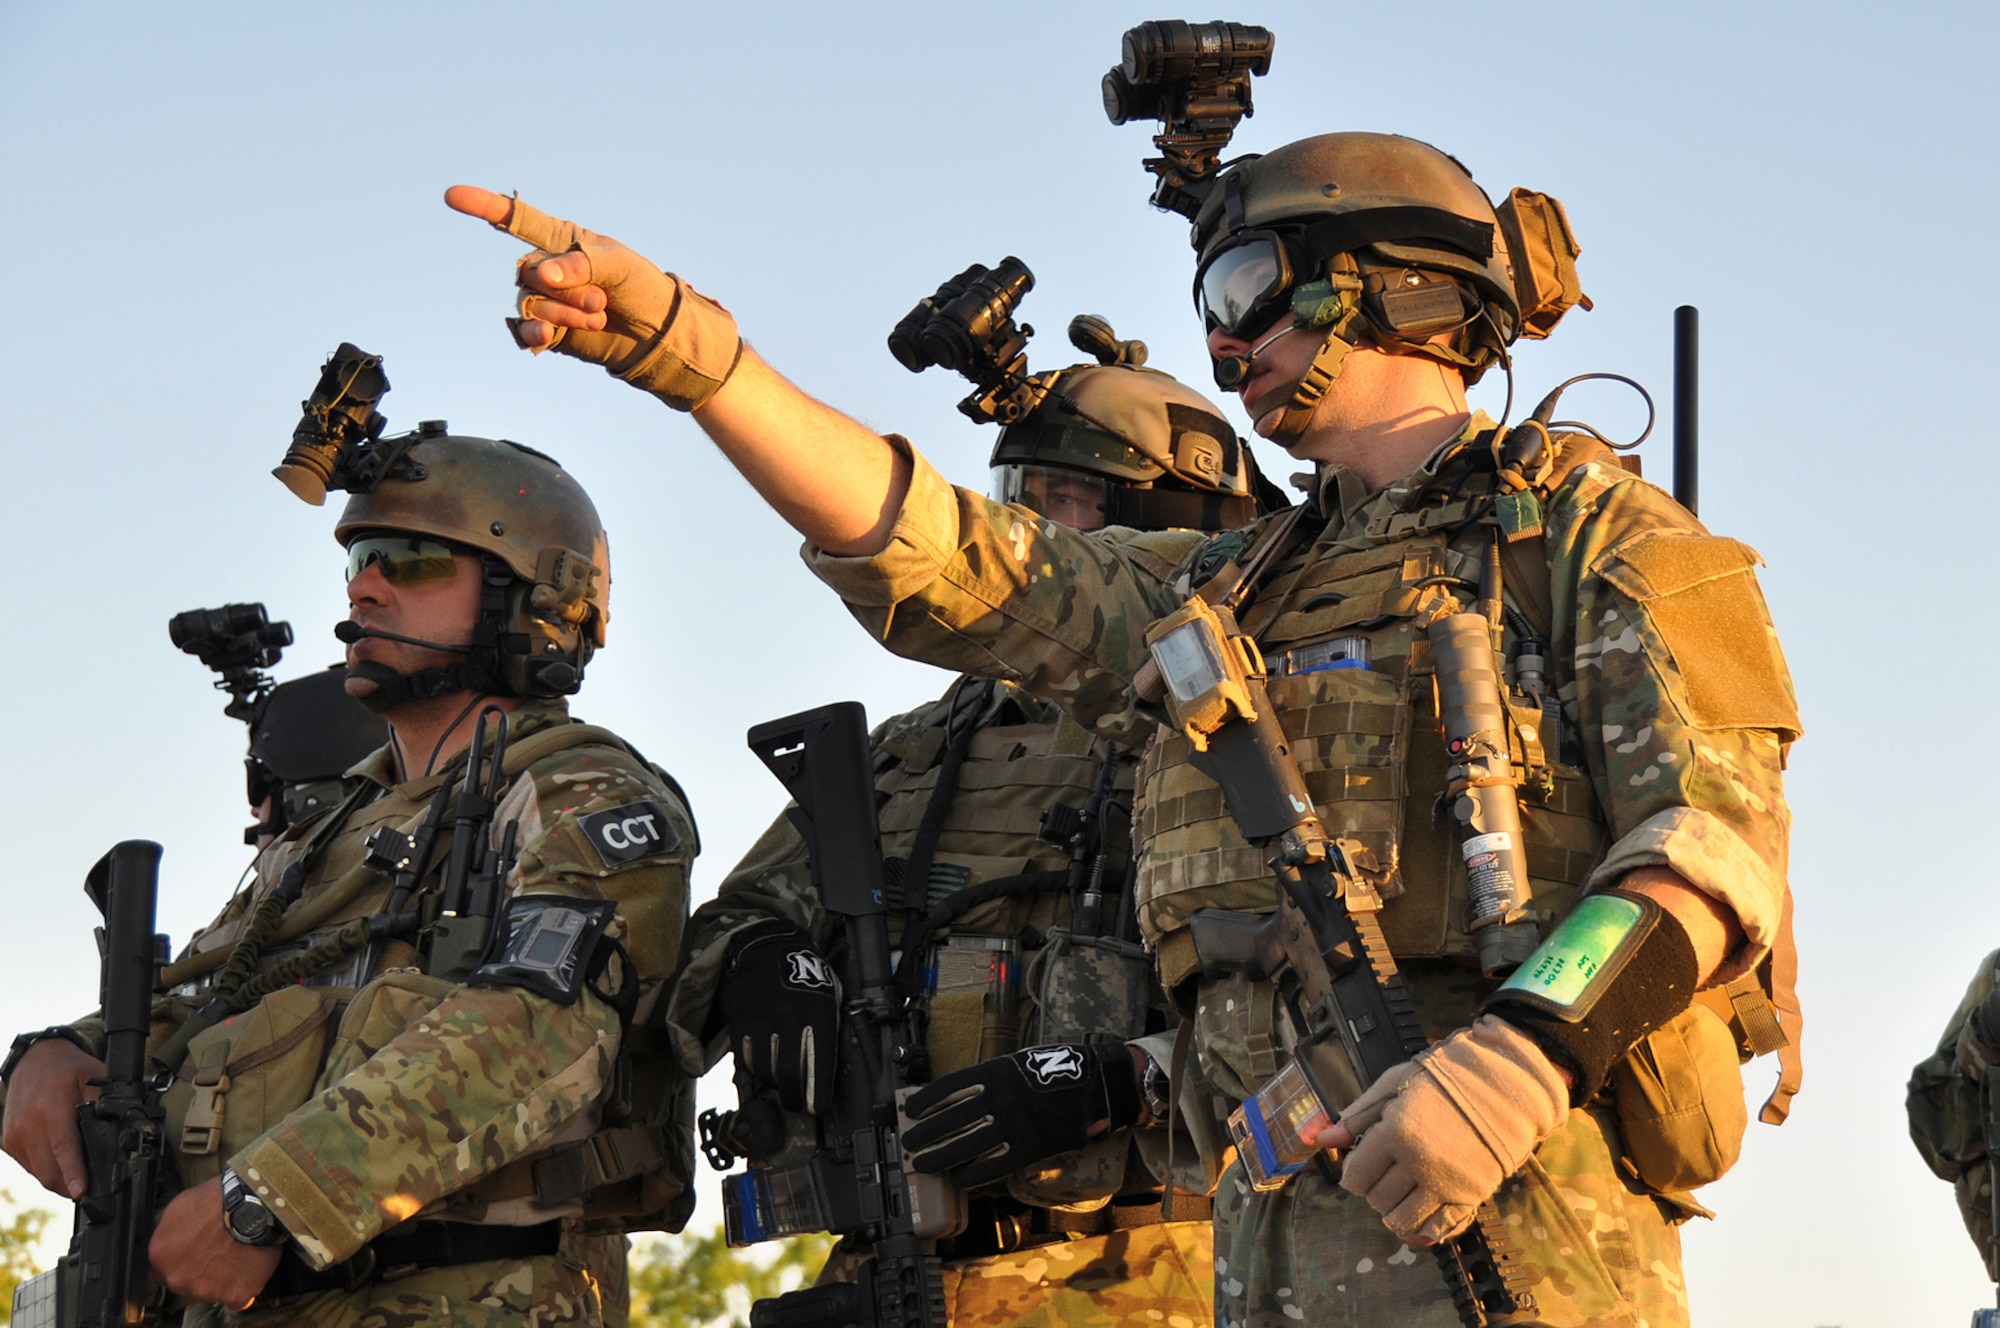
[889,259,1283,531]
[1101,19,1275,220]
[273,343,615,706]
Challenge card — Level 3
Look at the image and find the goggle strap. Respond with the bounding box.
[1294,206,1495,268]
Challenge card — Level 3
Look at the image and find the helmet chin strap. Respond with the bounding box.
[334,621,496,715]
[1247,323,1358,448]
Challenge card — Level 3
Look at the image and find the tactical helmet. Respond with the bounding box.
[1190,132,1587,444]
[333,426,611,703]
[990,352,1266,532]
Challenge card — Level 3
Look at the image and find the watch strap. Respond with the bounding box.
[2,1027,97,1085]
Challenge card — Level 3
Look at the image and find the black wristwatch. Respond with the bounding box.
[0,1027,96,1086]
[220,1167,287,1247]
[1139,1049,1175,1126]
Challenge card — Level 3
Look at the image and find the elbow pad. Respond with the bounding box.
[1479,889,1700,1105]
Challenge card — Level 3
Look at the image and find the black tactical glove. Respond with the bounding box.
[719,920,839,1115]
[901,1043,1143,1188]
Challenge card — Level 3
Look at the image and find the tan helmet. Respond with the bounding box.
[1190,132,1587,443]
[989,318,1278,531]
[333,424,610,700]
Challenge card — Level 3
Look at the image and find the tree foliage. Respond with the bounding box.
[629,1227,836,1328]
[0,1191,52,1326]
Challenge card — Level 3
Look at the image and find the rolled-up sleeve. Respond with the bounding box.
[1549,461,1801,979]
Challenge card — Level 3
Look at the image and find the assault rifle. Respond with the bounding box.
[12,841,171,1328]
[1144,595,1542,1328]
[702,702,960,1328]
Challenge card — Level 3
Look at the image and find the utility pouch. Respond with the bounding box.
[1493,188,1591,340]
[923,934,1022,1078]
[320,969,458,1088]
[1024,928,1151,1047]
[1609,1003,1748,1193]
[162,985,342,1189]
[1006,927,1155,1209]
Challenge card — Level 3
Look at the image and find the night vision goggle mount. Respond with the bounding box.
[887,257,1045,425]
[169,602,293,723]
[1102,19,1274,219]
[274,342,426,506]
[887,258,1156,428]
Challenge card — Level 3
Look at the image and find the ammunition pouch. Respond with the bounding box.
[163,985,345,1190]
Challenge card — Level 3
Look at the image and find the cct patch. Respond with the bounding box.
[578,801,681,867]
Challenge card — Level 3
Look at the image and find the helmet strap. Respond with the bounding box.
[346,659,478,715]
[1252,323,1357,448]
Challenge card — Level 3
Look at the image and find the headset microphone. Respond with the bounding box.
[333,621,474,655]
[1213,323,1302,391]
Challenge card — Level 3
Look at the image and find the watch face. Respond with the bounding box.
[222,1170,279,1245]
[229,1199,276,1244]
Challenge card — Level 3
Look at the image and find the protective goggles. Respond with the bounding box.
[991,465,1111,532]
[1194,230,1299,340]
[344,535,462,586]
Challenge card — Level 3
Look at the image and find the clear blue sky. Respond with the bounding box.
[2,3,1993,1322]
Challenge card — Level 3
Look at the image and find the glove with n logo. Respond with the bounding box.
[901,1043,1142,1188]
[720,921,840,1115]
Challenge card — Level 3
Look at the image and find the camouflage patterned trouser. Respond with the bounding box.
[224,1254,604,1328]
[940,1219,1215,1328]
[1213,1105,1690,1328]
[822,1219,1215,1327]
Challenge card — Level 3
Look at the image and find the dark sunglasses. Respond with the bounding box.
[345,535,462,586]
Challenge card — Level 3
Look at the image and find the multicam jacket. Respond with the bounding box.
[806,418,1800,1108]
[1909,948,2000,1279]
[86,699,696,1277]
[667,677,1218,1207]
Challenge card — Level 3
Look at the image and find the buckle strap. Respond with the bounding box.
[532,1126,671,1206]
[266,1220,563,1300]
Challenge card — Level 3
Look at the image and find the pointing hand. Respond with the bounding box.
[444,186,741,411]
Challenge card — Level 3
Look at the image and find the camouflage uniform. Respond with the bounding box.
[667,678,1218,1327]
[804,419,1800,1328]
[1909,949,2000,1279]
[101,698,693,1326]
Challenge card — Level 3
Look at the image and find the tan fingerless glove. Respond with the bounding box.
[499,197,742,412]
[1334,1015,1568,1245]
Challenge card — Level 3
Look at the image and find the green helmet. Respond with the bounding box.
[332,424,610,703]
[988,316,1282,532]
[1191,132,1587,443]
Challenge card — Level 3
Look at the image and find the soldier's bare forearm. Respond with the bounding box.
[690,347,912,556]
[1617,864,1743,985]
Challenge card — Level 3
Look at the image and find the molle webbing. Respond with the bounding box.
[159,722,638,991]
[1136,441,1622,963]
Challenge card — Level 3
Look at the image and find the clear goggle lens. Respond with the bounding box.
[991,465,1111,532]
[345,535,461,586]
[1196,235,1292,339]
